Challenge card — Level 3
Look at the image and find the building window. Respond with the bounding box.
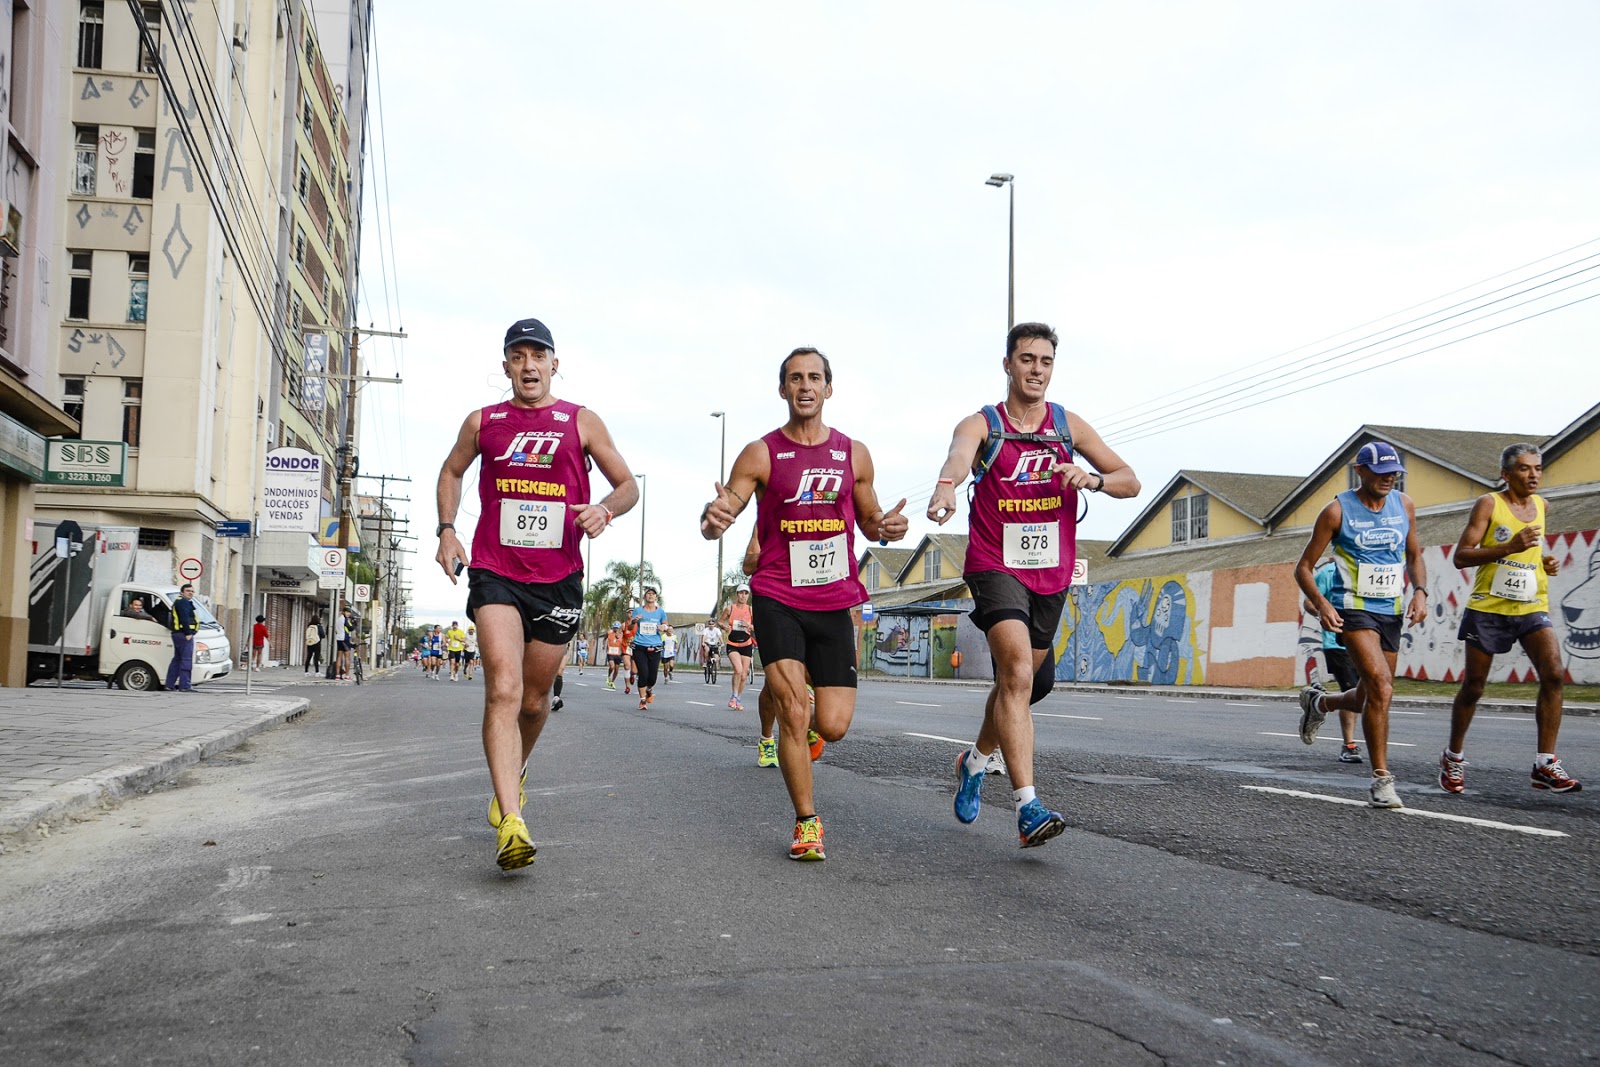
[68,252,93,320]
[74,127,98,195]
[137,527,172,549]
[137,5,160,73]
[302,98,314,137]
[133,130,156,198]
[298,159,311,201]
[862,560,879,589]
[127,255,149,322]
[1171,494,1209,544]
[77,2,104,69]
[925,548,942,582]
[62,378,86,440]
[122,379,143,450]
[294,229,306,268]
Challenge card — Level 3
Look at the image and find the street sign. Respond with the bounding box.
[318,547,346,590]
[0,410,46,482]
[178,557,204,582]
[353,584,371,602]
[44,440,126,486]
[54,519,84,560]
[215,520,252,537]
[861,602,876,623]
[302,332,329,414]
[1071,559,1089,586]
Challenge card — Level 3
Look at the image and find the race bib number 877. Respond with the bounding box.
[789,535,848,587]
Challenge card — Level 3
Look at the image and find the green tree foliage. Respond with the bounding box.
[582,559,663,633]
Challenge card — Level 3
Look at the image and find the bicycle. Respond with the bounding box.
[703,647,719,685]
[352,642,365,686]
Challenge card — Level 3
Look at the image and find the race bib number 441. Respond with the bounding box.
[500,501,566,549]
[1355,562,1403,600]
[1490,560,1537,602]
[789,535,848,587]
[1003,521,1059,569]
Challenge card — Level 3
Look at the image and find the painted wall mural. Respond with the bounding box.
[1056,571,1211,684]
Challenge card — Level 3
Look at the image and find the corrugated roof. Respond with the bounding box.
[1540,401,1600,466]
[894,532,969,584]
[1182,470,1304,522]
[868,578,970,609]
[1367,425,1547,483]
[858,546,914,572]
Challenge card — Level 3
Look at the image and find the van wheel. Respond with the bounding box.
[116,662,159,692]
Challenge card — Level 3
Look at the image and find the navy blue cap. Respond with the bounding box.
[503,318,555,352]
[1354,441,1405,474]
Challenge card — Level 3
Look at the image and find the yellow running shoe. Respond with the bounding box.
[789,815,825,861]
[757,736,778,767]
[808,729,825,762]
[487,769,528,829]
[496,813,536,870]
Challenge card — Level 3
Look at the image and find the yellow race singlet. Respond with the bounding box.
[1468,494,1547,616]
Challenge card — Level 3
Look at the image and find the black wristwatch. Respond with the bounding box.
[1090,473,1106,493]
[436,521,455,537]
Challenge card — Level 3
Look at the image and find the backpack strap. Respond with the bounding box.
[971,403,1074,484]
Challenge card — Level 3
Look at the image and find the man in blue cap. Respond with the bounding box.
[1293,441,1429,809]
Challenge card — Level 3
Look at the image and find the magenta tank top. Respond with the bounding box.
[964,404,1077,595]
[751,426,867,612]
[470,398,589,584]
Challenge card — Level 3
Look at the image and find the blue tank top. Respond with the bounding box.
[1327,489,1408,615]
[629,606,667,649]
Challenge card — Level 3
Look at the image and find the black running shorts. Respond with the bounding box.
[1458,608,1552,656]
[751,594,857,689]
[965,570,1067,651]
[1336,609,1402,654]
[466,568,582,646]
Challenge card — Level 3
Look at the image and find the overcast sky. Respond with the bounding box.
[351,1,1600,625]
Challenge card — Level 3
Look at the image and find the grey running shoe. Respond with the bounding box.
[1298,686,1327,745]
[1369,773,1403,809]
[1338,743,1364,764]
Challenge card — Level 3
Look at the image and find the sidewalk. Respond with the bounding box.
[0,683,311,845]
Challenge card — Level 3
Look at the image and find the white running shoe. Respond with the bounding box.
[1369,773,1403,809]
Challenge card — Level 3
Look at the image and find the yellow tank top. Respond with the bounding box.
[1468,494,1546,616]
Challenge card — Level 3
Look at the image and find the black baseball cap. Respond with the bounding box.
[504,318,555,352]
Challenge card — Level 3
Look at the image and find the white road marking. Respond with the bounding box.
[1227,701,1262,707]
[904,732,972,746]
[896,700,942,707]
[1390,710,1425,716]
[1241,785,1569,837]
[1114,696,1145,701]
[686,700,717,707]
[1260,731,1415,747]
[1034,713,1104,720]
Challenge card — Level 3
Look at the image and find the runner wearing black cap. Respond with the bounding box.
[1294,441,1428,809]
[436,317,638,870]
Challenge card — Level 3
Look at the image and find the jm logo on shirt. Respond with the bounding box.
[493,431,562,464]
[1001,449,1059,484]
[784,468,844,504]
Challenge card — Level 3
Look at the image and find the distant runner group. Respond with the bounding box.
[433,315,1580,872]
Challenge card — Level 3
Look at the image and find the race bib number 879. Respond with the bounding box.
[500,501,565,550]
[789,535,848,587]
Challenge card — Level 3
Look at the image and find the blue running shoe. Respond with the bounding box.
[954,750,986,824]
[1017,798,1066,848]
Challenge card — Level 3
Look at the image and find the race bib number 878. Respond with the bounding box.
[1003,521,1059,569]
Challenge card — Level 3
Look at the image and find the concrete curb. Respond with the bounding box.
[856,674,1598,717]
[0,697,312,843]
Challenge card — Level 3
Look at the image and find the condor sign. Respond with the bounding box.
[260,447,323,533]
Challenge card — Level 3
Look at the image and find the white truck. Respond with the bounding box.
[27,521,232,690]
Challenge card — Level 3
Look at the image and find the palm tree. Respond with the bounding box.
[583,559,663,633]
[714,564,748,618]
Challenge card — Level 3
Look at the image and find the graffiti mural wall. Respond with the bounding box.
[1056,571,1212,684]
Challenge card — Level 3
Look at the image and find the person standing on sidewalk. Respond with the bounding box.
[251,615,269,670]
[700,346,909,861]
[436,316,638,871]
[927,321,1140,848]
[1295,441,1428,810]
[165,584,199,693]
[1440,443,1580,795]
[304,615,324,675]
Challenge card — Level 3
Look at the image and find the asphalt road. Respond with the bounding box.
[1,670,1595,1066]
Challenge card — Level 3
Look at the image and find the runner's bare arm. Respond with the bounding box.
[1402,495,1428,625]
[852,441,909,544]
[576,408,639,539]
[742,526,760,575]
[1063,413,1140,497]
[1294,501,1344,633]
[1451,494,1542,568]
[435,409,483,583]
[702,441,767,539]
[927,413,988,524]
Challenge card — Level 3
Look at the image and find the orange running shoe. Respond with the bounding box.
[789,816,825,861]
[808,729,825,762]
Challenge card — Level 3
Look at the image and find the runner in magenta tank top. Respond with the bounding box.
[927,322,1139,849]
[435,316,639,871]
[700,347,909,862]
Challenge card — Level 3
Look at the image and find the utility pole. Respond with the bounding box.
[355,471,412,670]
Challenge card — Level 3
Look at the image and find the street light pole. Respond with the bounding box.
[986,172,1015,330]
[710,411,726,612]
[637,474,647,604]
